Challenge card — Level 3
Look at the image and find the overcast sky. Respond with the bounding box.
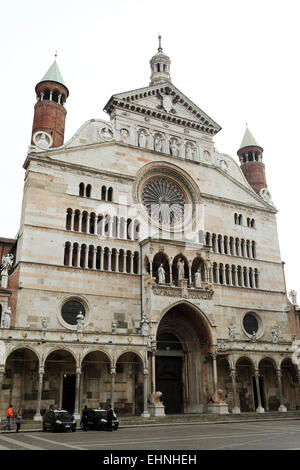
[0,0,299,298]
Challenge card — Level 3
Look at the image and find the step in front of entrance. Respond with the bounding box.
[2,411,300,432]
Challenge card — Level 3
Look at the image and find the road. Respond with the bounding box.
[1,420,300,450]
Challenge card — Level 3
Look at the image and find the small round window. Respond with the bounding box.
[61,300,85,326]
[243,313,259,335]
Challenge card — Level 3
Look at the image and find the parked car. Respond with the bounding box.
[43,409,77,432]
[80,408,119,431]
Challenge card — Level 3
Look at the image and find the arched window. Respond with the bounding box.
[213,263,218,283]
[44,89,50,100]
[251,219,255,228]
[107,187,113,202]
[66,208,72,230]
[157,63,160,72]
[64,242,71,266]
[86,184,91,198]
[238,214,243,225]
[234,213,238,224]
[252,241,256,259]
[101,186,107,201]
[79,183,85,197]
[231,265,236,286]
[52,90,59,103]
[254,269,259,288]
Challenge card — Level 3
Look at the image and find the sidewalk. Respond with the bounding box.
[1,410,300,432]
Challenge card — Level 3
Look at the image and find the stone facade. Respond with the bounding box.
[0,41,299,420]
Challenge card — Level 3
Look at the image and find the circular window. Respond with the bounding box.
[141,177,185,224]
[243,313,259,335]
[61,300,86,326]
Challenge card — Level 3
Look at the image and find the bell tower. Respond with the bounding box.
[31,57,69,148]
[237,127,267,194]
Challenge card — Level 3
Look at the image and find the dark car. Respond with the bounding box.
[43,409,77,432]
[80,408,119,431]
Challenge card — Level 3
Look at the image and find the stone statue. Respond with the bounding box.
[170,140,179,157]
[2,307,11,329]
[37,132,50,148]
[271,327,278,344]
[101,127,113,140]
[195,269,201,288]
[177,258,185,282]
[158,264,165,284]
[112,322,117,334]
[150,391,164,407]
[210,389,226,404]
[1,253,14,275]
[228,323,236,341]
[185,144,193,159]
[41,318,47,331]
[76,312,84,333]
[154,136,162,152]
[138,132,147,148]
[140,315,149,336]
[289,290,297,305]
[251,331,257,343]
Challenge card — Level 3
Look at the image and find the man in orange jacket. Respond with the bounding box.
[3,405,13,431]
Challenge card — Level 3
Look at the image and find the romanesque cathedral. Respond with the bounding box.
[1,38,299,420]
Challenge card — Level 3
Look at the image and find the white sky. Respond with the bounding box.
[0,0,299,298]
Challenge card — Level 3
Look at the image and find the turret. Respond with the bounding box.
[149,35,171,86]
[237,127,267,194]
[31,58,69,148]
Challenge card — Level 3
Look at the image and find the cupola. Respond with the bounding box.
[237,127,267,194]
[149,35,171,86]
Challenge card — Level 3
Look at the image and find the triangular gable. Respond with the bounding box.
[104,82,222,136]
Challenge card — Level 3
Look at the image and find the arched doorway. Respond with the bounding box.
[81,351,111,410]
[259,358,278,411]
[115,352,144,416]
[281,358,299,410]
[155,302,211,414]
[3,348,39,418]
[44,349,76,414]
[235,357,256,412]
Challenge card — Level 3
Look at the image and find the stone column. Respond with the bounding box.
[94,217,98,235]
[87,215,91,234]
[76,245,81,268]
[71,212,75,231]
[0,367,4,393]
[117,219,121,239]
[236,239,240,257]
[100,248,104,271]
[169,263,173,285]
[188,264,192,286]
[68,244,73,267]
[230,368,241,414]
[229,267,233,286]
[92,248,97,269]
[130,253,134,274]
[110,368,116,409]
[73,368,81,420]
[34,367,44,421]
[211,353,218,395]
[141,369,150,417]
[84,247,89,269]
[151,353,156,394]
[78,214,82,233]
[254,369,265,413]
[277,369,287,412]
[149,259,153,278]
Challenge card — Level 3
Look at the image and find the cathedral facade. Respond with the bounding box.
[1,39,300,420]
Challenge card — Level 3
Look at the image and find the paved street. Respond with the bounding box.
[1,420,300,450]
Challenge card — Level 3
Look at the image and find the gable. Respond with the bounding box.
[104,83,222,136]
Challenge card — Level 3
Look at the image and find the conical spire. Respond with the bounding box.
[36,59,69,96]
[239,127,262,151]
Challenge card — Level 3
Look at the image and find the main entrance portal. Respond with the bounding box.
[155,302,212,414]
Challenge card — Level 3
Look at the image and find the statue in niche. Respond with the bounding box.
[158,264,165,284]
[1,253,14,275]
[76,312,84,333]
[138,132,147,148]
[140,315,149,336]
[37,132,50,148]
[41,318,47,331]
[195,269,202,288]
[228,323,236,341]
[112,322,117,334]
[177,258,185,282]
[101,127,113,140]
[185,144,193,159]
[154,136,163,152]
[170,139,179,157]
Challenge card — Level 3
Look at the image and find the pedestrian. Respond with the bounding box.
[106,404,114,432]
[16,411,22,433]
[3,405,13,431]
[81,405,88,431]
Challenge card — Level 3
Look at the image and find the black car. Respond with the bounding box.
[43,409,77,432]
[80,408,119,431]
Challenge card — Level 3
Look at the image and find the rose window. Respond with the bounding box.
[141,178,185,224]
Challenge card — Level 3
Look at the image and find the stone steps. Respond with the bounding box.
[1,410,300,432]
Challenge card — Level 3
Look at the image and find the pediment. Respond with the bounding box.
[104,82,222,136]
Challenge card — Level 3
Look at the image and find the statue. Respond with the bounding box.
[112,322,117,334]
[154,136,162,152]
[41,318,47,332]
[101,127,113,140]
[177,258,185,282]
[271,327,278,344]
[140,315,149,336]
[2,307,11,329]
[289,290,298,305]
[251,331,257,343]
[150,391,164,407]
[185,144,193,159]
[195,269,202,288]
[76,312,84,333]
[1,253,14,275]
[210,389,226,405]
[138,132,147,148]
[228,323,236,341]
[158,264,165,284]
[37,132,50,148]
[170,140,179,157]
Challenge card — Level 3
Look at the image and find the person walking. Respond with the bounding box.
[16,411,22,433]
[106,404,113,432]
[81,405,88,431]
[3,405,13,431]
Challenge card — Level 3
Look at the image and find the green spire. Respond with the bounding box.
[40,60,66,87]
